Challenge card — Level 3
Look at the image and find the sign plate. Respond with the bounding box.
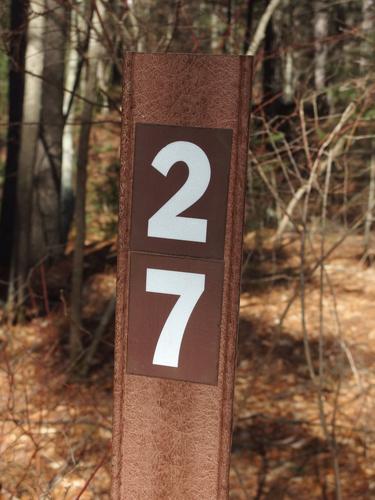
[127,252,224,384]
[130,124,232,259]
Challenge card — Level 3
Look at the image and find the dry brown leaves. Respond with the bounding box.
[1,233,375,498]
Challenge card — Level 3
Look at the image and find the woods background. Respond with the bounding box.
[0,0,375,498]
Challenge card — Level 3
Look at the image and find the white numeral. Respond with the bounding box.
[147,141,211,243]
[146,268,205,367]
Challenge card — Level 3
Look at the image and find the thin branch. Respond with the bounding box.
[247,0,283,56]
[275,103,356,241]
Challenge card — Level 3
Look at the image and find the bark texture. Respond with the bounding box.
[69,1,105,363]
[0,0,27,271]
[314,0,329,91]
[31,0,67,263]
[15,0,45,309]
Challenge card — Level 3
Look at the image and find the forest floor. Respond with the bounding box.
[1,231,375,499]
[1,116,374,498]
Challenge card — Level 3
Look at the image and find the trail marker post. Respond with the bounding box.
[112,53,252,499]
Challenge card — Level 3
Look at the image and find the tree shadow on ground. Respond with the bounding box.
[237,317,359,385]
[231,415,369,499]
[231,316,373,498]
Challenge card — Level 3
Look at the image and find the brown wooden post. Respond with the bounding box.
[112,53,252,499]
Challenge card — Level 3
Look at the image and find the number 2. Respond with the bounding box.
[146,268,205,367]
[147,141,211,243]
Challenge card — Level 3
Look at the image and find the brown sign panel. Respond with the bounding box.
[127,251,224,384]
[130,123,232,259]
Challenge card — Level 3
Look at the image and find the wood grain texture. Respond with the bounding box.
[112,53,252,500]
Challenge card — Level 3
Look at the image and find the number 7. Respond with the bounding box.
[146,268,205,368]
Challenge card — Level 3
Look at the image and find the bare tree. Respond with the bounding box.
[0,0,27,272]
[314,0,329,91]
[360,0,374,71]
[361,0,375,254]
[14,0,45,312]
[281,0,294,103]
[69,0,107,364]
[61,5,79,244]
[30,0,67,263]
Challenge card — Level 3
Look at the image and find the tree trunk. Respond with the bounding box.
[30,0,67,264]
[364,144,375,254]
[128,0,146,52]
[61,2,93,244]
[242,0,254,54]
[0,0,27,275]
[282,0,294,103]
[361,0,374,72]
[69,1,105,364]
[14,0,45,312]
[334,1,356,77]
[262,9,277,101]
[210,4,221,53]
[314,0,329,91]
[221,0,233,54]
[361,2,375,254]
[61,7,79,244]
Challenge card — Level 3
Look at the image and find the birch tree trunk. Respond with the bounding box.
[314,0,329,91]
[61,6,80,244]
[30,0,67,263]
[361,2,375,252]
[282,0,294,103]
[14,0,45,311]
